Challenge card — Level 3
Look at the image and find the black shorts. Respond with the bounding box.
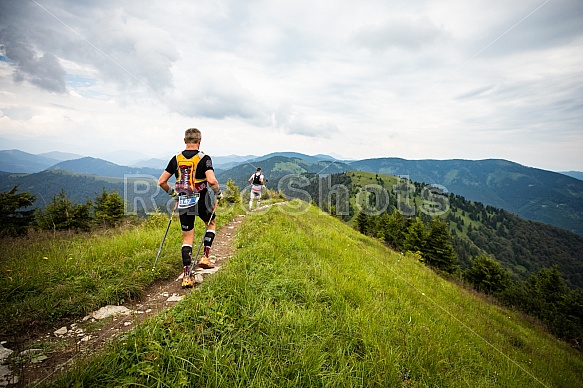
[178,190,215,231]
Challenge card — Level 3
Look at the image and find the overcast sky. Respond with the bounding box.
[1,0,582,171]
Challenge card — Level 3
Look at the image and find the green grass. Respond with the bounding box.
[0,204,243,336]
[42,201,583,387]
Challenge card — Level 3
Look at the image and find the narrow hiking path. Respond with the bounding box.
[3,208,258,387]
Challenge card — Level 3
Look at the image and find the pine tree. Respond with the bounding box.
[94,189,124,226]
[0,186,37,237]
[355,211,370,235]
[403,217,427,253]
[383,211,406,249]
[424,217,457,273]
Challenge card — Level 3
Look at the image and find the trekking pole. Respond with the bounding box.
[188,199,220,276]
[152,201,178,271]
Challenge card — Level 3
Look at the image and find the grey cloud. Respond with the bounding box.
[286,120,340,138]
[187,93,264,121]
[471,0,583,57]
[23,52,67,93]
[0,27,67,93]
[0,0,179,94]
[274,105,340,138]
[1,106,35,120]
[462,74,583,135]
[455,85,496,100]
[269,26,321,64]
[351,16,446,52]
[80,15,179,93]
[175,82,269,124]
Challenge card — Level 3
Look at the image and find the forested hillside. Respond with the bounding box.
[215,155,348,191]
[446,193,583,287]
[3,151,582,235]
[349,158,583,235]
[3,163,582,289]
[0,170,168,215]
[276,170,583,289]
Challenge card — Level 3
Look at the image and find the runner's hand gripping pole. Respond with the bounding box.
[152,200,178,270]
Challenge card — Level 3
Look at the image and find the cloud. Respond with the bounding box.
[0,0,179,94]
[80,10,179,92]
[273,104,340,138]
[455,85,497,100]
[0,27,67,93]
[351,15,446,52]
[169,69,270,123]
[0,0,582,171]
[1,106,35,121]
[470,0,583,58]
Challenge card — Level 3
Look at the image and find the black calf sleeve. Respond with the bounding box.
[181,245,192,267]
[204,230,216,247]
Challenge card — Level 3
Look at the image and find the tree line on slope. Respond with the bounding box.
[0,186,125,236]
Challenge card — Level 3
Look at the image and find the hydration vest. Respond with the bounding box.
[252,173,262,185]
[175,152,207,194]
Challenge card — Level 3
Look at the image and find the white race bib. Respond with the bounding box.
[178,193,200,209]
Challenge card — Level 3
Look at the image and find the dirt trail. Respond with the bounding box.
[3,213,248,387]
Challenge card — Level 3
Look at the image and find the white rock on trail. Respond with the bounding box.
[194,266,220,275]
[91,306,131,320]
[54,326,68,336]
[0,344,17,387]
[0,344,13,363]
[167,294,183,302]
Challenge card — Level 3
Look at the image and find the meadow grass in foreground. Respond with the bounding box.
[44,202,582,387]
[0,204,243,337]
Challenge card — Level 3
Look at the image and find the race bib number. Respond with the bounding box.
[178,193,200,209]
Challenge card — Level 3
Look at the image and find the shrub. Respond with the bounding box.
[36,189,91,231]
[94,189,125,226]
[224,179,241,204]
[464,254,510,294]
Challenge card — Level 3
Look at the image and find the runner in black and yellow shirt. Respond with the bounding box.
[158,128,223,287]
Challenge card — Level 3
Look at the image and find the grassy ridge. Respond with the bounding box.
[0,204,243,336]
[45,202,582,387]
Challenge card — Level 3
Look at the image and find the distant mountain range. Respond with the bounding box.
[47,157,161,178]
[562,171,583,181]
[0,149,64,173]
[217,155,583,236]
[348,158,583,235]
[1,149,582,235]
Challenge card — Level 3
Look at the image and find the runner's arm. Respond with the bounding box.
[206,170,220,194]
[158,171,173,193]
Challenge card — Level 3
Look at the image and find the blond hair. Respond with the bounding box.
[184,128,201,144]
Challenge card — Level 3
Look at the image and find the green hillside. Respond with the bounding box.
[281,170,583,289]
[350,158,583,235]
[33,203,583,386]
[216,155,348,192]
[4,152,582,236]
